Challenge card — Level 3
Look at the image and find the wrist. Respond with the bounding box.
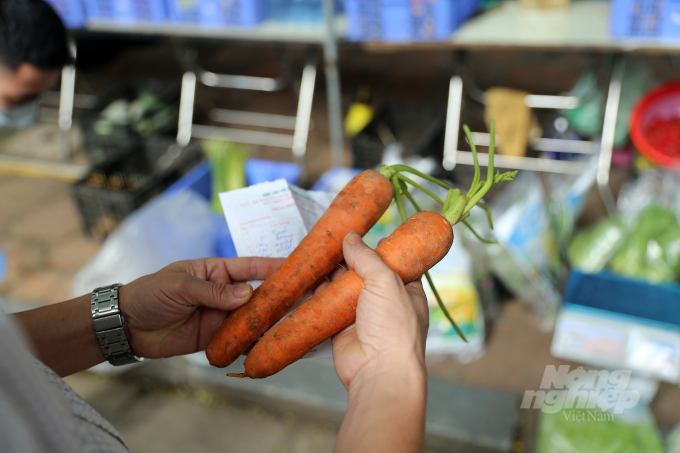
[349,352,427,397]
[116,284,133,340]
[337,352,427,453]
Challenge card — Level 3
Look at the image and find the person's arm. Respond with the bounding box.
[13,294,106,377]
[12,257,283,377]
[337,356,426,453]
[331,232,430,453]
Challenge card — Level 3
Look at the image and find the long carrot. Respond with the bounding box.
[236,210,455,379]
[206,169,394,368]
[232,120,516,378]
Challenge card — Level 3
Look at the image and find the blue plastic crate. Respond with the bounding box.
[345,0,480,42]
[84,0,167,23]
[610,0,680,39]
[166,0,264,27]
[564,270,680,328]
[264,0,343,24]
[164,159,301,258]
[45,0,87,28]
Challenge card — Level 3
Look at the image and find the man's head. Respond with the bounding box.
[0,0,71,110]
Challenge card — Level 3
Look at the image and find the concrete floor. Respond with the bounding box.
[64,372,339,453]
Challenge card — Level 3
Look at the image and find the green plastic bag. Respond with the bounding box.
[609,205,678,280]
[643,225,680,283]
[568,217,627,273]
[537,409,663,453]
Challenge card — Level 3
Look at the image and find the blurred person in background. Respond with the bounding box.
[0,0,71,132]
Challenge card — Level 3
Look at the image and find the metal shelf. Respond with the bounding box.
[357,1,680,54]
[453,151,591,174]
[454,1,680,53]
[85,17,347,44]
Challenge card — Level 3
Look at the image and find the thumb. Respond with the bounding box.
[180,275,253,311]
[342,231,392,283]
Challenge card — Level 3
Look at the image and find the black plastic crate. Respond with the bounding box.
[79,80,181,166]
[71,138,203,239]
[351,101,447,169]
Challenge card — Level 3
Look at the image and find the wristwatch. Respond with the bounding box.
[91,284,142,366]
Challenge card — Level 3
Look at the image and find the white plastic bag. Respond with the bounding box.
[71,190,214,298]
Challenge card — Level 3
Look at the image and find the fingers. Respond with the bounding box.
[329,261,349,281]
[313,278,329,295]
[178,274,254,311]
[342,231,395,285]
[221,257,285,282]
[405,279,430,329]
[172,257,284,283]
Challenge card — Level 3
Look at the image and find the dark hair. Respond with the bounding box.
[0,0,72,71]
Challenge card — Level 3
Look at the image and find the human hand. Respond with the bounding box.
[119,257,283,359]
[331,232,429,389]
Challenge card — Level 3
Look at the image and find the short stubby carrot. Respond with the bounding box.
[236,210,454,379]
[206,170,394,368]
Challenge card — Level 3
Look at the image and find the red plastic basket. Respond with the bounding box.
[629,82,680,169]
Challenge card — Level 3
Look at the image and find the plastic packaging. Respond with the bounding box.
[536,371,663,453]
[568,217,627,273]
[71,190,214,297]
[609,204,678,281]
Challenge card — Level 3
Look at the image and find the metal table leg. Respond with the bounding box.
[58,41,77,161]
[443,76,464,171]
[597,55,626,217]
[177,71,197,148]
[323,0,344,168]
[292,62,317,184]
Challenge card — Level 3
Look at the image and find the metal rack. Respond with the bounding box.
[3,0,679,187]
[442,55,624,215]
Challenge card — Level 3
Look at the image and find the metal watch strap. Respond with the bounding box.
[91,284,141,366]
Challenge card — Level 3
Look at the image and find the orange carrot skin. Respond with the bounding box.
[242,210,454,379]
[206,170,394,368]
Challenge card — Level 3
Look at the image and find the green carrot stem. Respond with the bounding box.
[396,178,467,341]
[396,173,445,205]
[464,121,496,215]
[424,272,468,342]
[442,188,460,213]
[463,125,481,198]
[391,177,408,220]
[463,220,497,244]
[386,165,453,192]
[476,202,494,230]
[443,195,468,225]
[398,179,421,212]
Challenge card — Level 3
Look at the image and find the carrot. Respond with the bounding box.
[235,210,454,379]
[230,120,516,379]
[206,169,394,368]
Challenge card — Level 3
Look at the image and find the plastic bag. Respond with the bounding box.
[536,372,663,453]
[609,205,678,282]
[568,216,627,273]
[71,190,214,297]
[617,169,680,223]
[537,408,663,453]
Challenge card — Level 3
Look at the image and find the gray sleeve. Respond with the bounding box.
[0,307,130,453]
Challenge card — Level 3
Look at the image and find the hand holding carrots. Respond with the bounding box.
[331,231,429,390]
[118,257,283,360]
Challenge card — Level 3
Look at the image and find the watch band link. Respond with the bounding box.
[91,284,141,366]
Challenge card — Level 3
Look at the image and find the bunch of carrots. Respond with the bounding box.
[205,121,516,379]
